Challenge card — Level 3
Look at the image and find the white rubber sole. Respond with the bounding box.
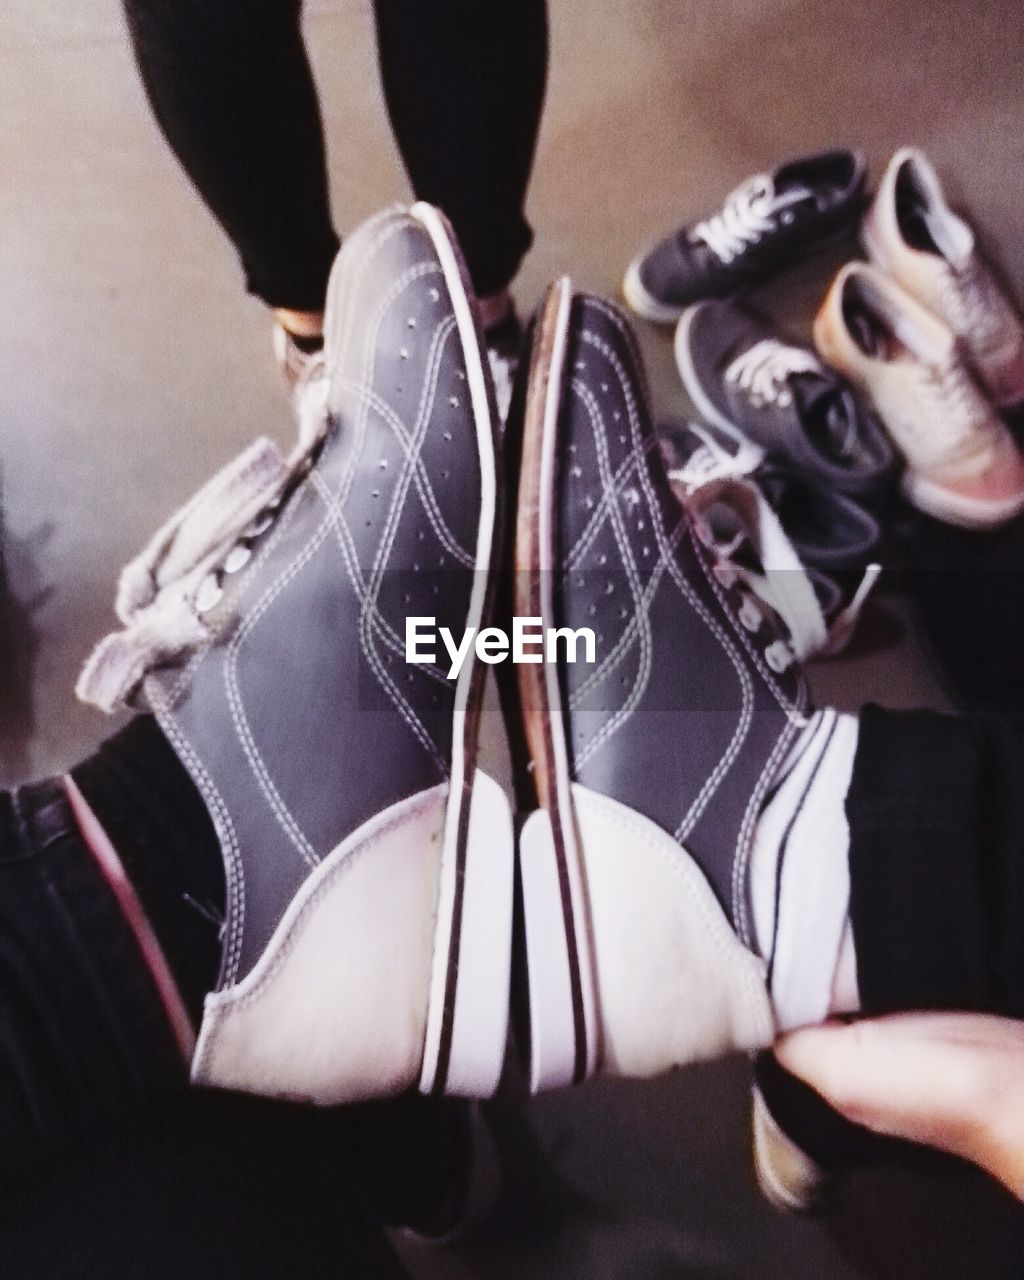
[420,769,515,1097]
[622,256,688,325]
[408,200,512,1097]
[901,468,1024,531]
[516,278,601,1092]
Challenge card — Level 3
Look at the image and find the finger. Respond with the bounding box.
[774,1018,1012,1162]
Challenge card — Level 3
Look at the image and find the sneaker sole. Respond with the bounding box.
[515,278,602,1091]
[409,202,515,1098]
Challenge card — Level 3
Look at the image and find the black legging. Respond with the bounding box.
[122,0,548,310]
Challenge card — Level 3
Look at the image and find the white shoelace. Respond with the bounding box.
[910,355,996,466]
[77,390,330,713]
[669,425,878,661]
[724,339,824,410]
[940,257,1012,352]
[690,176,809,265]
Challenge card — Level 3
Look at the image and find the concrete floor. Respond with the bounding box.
[2,0,1024,1275]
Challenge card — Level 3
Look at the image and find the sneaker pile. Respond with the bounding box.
[625,146,1024,655]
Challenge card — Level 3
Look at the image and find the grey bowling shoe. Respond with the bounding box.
[511,281,809,1090]
[79,204,514,1104]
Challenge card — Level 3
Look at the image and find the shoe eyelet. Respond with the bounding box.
[195,573,224,614]
[738,597,762,632]
[248,510,275,538]
[223,544,252,575]
[764,640,793,674]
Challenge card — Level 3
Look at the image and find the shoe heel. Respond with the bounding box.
[420,770,515,1099]
[519,807,589,1092]
[521,786,775,1088]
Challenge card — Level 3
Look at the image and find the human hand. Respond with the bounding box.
[775,1013,1024,1200]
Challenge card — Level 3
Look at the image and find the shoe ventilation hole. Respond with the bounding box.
[601,382,609,393]
[457,370,466,382]
[400,347,409,360]
[443,431,452,442]
[417,530,425,541]
[584,496,594,510]
[407,317,417,329]
[379,459,389,470]
[642,546,650,558]
[619,435,627,445]
[571,465,582,479]
[429,287,440,302]
[619,607,628,619]
[598,554,608,566]
[606,581,614,594]
[637,518,645,531]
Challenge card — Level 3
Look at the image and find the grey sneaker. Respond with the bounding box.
[675,300,896,504]
[510,281,809,1090]
[623,151,866,323]
[78,204,514,1104]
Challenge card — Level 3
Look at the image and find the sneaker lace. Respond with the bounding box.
[77,397,331,713]
[912,355,994,465]
[724,339,823,409]
[691,176,805,265]
[670,428,878,662]
[940,257,1010,351]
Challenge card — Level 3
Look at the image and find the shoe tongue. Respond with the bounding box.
[766,178,817,215]
[789,371,863,464]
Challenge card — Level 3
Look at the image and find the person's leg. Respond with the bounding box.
[0,718,485,1243]
[0,722,217,1176]
[123,0,338,323]
[372,0,548,309]
[754,703,1024,1206]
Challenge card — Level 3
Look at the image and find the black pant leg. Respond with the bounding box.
[123,0,340,310]
[848,705,1024,1017]
[758,703,1024,1179]
[373,0,548,297]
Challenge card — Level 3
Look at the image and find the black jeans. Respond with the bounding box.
[0,771,471,1280]
[757,704,1024,1176]
[123,0,549,309]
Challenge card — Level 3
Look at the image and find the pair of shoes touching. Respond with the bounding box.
[628,147,1024,531]
[77,204,811,1120]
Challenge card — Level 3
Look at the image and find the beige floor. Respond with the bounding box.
[2,0,1023,1275]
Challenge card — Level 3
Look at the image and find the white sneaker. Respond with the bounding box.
[815,262,1024,529]
[862,147,1024,408]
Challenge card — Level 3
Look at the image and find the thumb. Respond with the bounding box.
[775,1014,1024,1197]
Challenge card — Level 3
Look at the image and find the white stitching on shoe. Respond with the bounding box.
[152,702,247,990]
[576,315,754,832]
[569,378,653,766]
[564,436,660,573]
